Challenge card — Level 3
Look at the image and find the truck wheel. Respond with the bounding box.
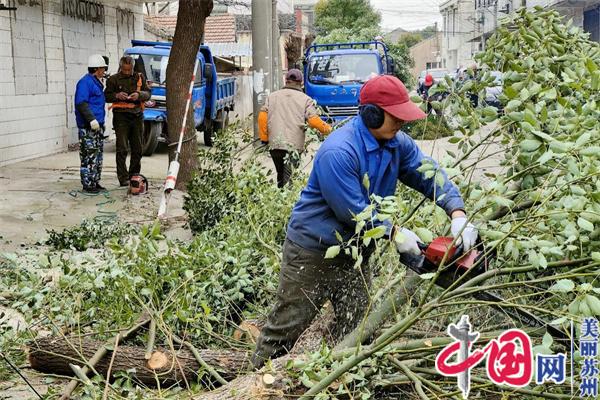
[143,121,160,156]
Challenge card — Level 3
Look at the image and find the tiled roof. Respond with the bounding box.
[145,14,236,43]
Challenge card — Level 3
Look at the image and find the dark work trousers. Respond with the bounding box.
[269,149,300,188]
[78,127,104,190]
[251,239,372,368]
[113,112,143,185]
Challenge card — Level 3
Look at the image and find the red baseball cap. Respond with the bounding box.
[425,74,434,86]
[360,75,426,122]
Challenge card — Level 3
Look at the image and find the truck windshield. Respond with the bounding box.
[308,53,379,84]
[130,54,169,86]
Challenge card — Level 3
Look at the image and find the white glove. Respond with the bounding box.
[394,227,422,256]
[90,119,100,131]
[451,216,478,251]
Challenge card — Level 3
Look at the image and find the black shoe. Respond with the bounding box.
[119,181,129,187]
[83,186,100,194]
[95,183,107,191]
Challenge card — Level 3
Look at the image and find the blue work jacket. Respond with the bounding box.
[286,116,465,252]
[74,73,105,128]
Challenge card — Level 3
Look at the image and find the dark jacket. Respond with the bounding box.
[105,72,151,114]
[74,74,105,128]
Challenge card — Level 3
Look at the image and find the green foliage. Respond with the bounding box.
[386,41,415,88]
[314,0,381,36]
[183,130,239,233]
[313,27,381,46]
[403,114,454,140]
[45,219,135,251]
[395,32,423,48]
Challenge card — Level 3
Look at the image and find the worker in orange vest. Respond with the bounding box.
[105,56,151,187]
[258,69,332,188]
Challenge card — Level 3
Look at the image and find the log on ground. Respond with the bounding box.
[28,336,250,387]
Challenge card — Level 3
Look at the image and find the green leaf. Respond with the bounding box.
[549,279,575,292]
[325,245,341,259]
[531,130,554,142]
[520,139,542,152]
[363,225,387,239]
[419,273,436,280]
[592,252,600,262]
[362,173,370,191]
[507,111,524,122]
[578,217,594,232]
[542,332,553,348]
[581,146,600,156]
[541,87,557,100]
[414,227,433,244]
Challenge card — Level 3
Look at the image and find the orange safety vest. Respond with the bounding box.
[111,73,144,111]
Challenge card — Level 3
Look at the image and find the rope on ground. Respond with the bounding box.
[67,187,129,223]
[167,135,196,147]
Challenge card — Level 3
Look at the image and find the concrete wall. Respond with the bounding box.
[0,0,143,167]
[410,33,442,78]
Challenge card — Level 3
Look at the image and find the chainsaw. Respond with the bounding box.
[399,236,568,341]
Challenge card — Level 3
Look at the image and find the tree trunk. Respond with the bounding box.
[28,336,249,387]
[28,307,335,397]
[166,0,213,190]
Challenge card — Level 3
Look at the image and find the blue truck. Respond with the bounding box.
[303,41,395,123]
[123,40,236,154]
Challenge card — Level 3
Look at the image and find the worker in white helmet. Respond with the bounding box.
[74,54,108,193]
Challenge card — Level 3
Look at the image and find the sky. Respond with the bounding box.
[370,0,445,32]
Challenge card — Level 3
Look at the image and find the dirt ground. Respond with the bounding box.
[0,140,190,253]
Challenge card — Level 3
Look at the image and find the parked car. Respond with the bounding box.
[483,71,503,110]
[417,68,449,87]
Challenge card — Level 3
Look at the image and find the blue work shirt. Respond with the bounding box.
[287,116,465,252]
[74,73,105,128]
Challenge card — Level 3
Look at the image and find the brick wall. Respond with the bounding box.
[0,0,143,167]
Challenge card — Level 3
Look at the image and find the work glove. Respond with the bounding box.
[90,119,100,131]
[450,216,478,251]
[394,227,422,256]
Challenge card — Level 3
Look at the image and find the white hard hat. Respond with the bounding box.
[88,54,107,68]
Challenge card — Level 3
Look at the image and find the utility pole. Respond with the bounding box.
[252,0,274,139]
[272,0,282,90]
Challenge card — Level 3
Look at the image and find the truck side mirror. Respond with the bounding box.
[387,56,395,75]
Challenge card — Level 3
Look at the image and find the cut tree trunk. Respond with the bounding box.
[29,305,335,398]
[28,336,249,387]
[166,0,213,189]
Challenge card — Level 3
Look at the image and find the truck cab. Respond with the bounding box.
[123,40,235,154]
[303,41,394,123]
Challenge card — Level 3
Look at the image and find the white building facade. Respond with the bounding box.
[0,0,143,167]
[440,0,477,72]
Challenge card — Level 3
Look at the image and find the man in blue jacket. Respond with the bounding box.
[251,75,478,367]
[74,54,107,193]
